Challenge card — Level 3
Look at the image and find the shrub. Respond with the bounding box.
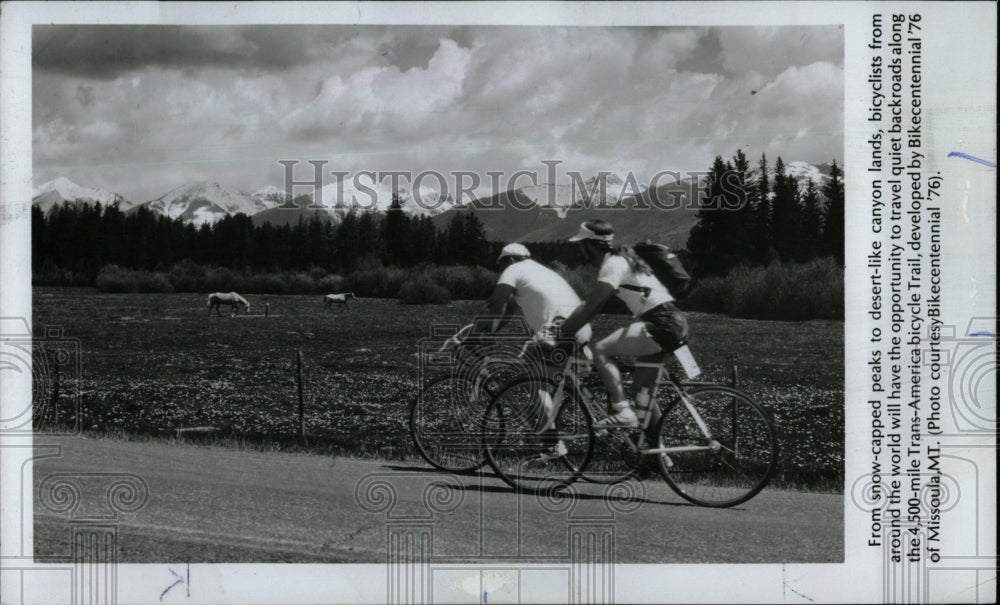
[243,274,289,294]
[684,257,844,319]
[95,265,173,293]
[343,267,408,297]
[137,271,174,293]
[285,272,316,294]
[204,267,237,292]
[33,266,92,287]
[397,276,451,304]
[549,261,597,299]
[316,274,344,293]
[168,260,207,292]
[95,265,134,292]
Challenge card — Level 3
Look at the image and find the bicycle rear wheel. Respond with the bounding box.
[483,376,594,493]
[653,386,778,507]
[410,375,492,473]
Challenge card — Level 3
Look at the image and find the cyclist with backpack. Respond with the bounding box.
[557,219,697,435]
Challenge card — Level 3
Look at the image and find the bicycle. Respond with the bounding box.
[409,321,544,474]
[482,344,779,507]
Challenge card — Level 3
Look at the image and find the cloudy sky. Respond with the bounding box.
[33,24,843,203]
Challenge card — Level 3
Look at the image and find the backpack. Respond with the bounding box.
[622,242,692,297]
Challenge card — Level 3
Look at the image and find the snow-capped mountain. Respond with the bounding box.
[32,177,132,213]
[514,173,647,217]
[307,179,458,218]
[749,161,833,197]
[251,185,290,210]
[784,161,831,194]
[135,181,270,226]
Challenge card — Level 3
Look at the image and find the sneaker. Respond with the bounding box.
[538,440,568,460]
[594,407,639,429]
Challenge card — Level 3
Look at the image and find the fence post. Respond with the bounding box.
[730,358,739,435]
[51,355,61,427]
[296,350,305,442]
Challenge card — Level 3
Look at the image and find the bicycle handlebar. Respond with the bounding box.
[436,323,475,353]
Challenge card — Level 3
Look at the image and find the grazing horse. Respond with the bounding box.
[324,293,356,310]
[208,292,250,316]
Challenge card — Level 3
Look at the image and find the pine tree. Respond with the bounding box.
[799,179,823,261]
[822,160,845,263]
[730,149,756,266]
[754,153,772,262]
[461,212,490,267]
[444,212,467,265]
[408,215,438,266]
[381,192,410,266]
[335,211,361,273]
[356,211,383,269]
[769,156,800,261]
[686,155,744,275]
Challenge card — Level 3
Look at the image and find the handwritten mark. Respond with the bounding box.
[969,331,996,338]
[782,564,814,602]
[483,590,488,603]
[159,564,190,601]
[947,152,996,168]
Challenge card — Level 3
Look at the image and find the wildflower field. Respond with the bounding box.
[32,287,844,490]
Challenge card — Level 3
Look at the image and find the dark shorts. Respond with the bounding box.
[640,302,688,352]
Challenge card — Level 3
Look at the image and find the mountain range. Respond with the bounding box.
[32,177,133,213]
[32,161,836,244]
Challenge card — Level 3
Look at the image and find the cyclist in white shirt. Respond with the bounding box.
[559,220,690,433]
[481,243,593,458]
[483,243,592,345]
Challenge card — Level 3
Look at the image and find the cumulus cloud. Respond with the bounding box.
[281,38,471,141]
[32,25,843,202]
[717,26,844,77]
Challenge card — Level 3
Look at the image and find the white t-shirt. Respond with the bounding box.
[597,253,674,316]
[497,259,590,341]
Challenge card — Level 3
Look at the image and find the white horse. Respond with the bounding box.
[324,292,356,310]
[208,292,250,316]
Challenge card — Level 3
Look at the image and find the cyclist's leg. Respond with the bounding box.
[635,304,690,443]
[535,318,592,433]
[592,323,661,424]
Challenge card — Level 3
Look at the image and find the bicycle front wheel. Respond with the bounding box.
[410,375,492,473]
[654,386,778,507]
[483,377,594,493]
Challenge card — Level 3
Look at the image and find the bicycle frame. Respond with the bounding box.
[559,356,727,460]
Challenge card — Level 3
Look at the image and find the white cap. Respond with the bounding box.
[498,243,531,261]
[567,221,614,242]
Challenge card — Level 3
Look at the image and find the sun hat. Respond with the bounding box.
[497,242,531,262]
[567,220,615,242]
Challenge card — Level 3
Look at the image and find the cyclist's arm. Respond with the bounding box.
[561,281,616,337]
[481,283,517,331]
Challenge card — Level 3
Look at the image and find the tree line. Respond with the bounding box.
[685,150,844,275]
[32,194,500,281]
[33,153,844,287]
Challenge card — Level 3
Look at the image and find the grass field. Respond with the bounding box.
[32,287,845,489]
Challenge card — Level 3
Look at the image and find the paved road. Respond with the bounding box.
[33,436,842,563]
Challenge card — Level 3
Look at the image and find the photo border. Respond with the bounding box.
[2,2,995,604]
